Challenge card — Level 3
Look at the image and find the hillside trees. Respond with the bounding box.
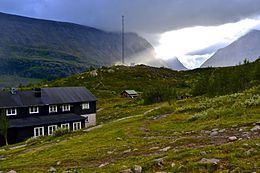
[192,58,260,97]
[143,84,177,104]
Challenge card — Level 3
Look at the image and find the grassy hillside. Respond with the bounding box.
[0,60,259,172]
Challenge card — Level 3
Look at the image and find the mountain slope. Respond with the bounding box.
[201,30,260,67]
[165,57,187,70]
[0,12,165,81]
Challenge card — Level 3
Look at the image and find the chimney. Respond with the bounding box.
[34,88,41,97]
[11,88,17,95]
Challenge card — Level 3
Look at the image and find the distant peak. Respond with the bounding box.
[244,29,260,36]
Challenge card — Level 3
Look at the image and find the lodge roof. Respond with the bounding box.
[0,87,96,108]
[122,90,138,95]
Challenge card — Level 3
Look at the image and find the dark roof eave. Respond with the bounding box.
[9,113,86,128]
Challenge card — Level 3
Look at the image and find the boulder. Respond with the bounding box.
[159,146,171,152]
[7,171,17,173]
[99,162,109,168]
[134,165,142,173]
[199,158,220,165]
[154,158,165,166]
[228,136,237,141]
[48,167,56,173]
[210,131,218,136]
[200,151,207,155]
[120,169,133,173]
[251,125,260,132]
[171,162,176,167]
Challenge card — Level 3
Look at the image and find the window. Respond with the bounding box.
[82,102,89,110]
[49,105,57,113]
[29,106,39,114]
[6,108,17,116]
[73,122,81,131]
[62,104,70,112]
[48,125,58,135]
[61,123,70,130]
[34,127,44,137]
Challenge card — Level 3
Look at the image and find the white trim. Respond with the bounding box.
[61,123,70,130]
[49,105,57,113]
[48,125,58,135]
[29,106,39,114]
[62,104,70,112]
[82,102,89,110]
[34,127,44,137]
[6,108,17,116]
[73,122,81,131]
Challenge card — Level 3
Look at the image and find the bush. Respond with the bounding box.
[52,128,70,137]
[26,136,44,145]
[192,59,260,97]
[143,84,177,104]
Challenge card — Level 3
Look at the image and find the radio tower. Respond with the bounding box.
[122,15,125,64]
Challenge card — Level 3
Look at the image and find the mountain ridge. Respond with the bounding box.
[165,57,188,70]
[0,12,170,82]
[201,30,260,67]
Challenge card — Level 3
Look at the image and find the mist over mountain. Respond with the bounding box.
[165,57,187,71]
[201,30,260,67]
[0,12,171,81]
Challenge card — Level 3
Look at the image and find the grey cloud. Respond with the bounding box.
[1,0,260,35]
[187,43,227,56]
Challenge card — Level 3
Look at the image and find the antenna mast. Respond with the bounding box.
[122,15,125,64]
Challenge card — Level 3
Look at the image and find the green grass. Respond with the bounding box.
[0,85,259,172]
[0,61,259,172]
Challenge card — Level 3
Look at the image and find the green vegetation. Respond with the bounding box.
[143,84,177,105]
[192,58,259,96]
[0,110,9,145]
[0,59,259,172]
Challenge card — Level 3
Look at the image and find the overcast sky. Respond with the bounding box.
[1,0,260,68]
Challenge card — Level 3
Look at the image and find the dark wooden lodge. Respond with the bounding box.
[0,87,96,146]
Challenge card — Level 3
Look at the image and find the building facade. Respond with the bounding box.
[0,87,96,146]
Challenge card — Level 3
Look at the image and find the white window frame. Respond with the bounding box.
[62,104,70,112]
[49,105,57,113]
[48,125,58,135]
[82,102,89,110]
[34,127,44,137]
[73,122,81,131]
[29,106,39,114]
[61,123,70,130]
[6,108,17,116]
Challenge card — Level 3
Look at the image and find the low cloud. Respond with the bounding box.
[1,0,260,34]
[1,0,260,68]
[155,17,260,68]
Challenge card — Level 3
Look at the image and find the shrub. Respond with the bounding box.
[52,128,70,137]
[191,59,260,97]
[26,136,44,145]
[143,84,177,104]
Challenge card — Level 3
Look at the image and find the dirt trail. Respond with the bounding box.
[84,105,163,132]
[8,105,163,155]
